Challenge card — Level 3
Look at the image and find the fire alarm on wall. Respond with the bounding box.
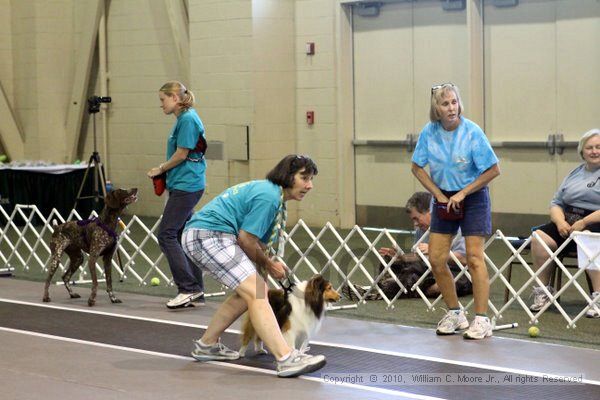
[306,111,314,125]
[306,42,315,55]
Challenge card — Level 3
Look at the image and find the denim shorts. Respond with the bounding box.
[430,187,492,237]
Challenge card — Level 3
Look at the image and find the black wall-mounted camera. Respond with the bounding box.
[87,95,112,114]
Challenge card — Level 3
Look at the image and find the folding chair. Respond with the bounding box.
[503,238,593,304]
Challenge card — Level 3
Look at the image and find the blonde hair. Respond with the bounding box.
[578,128,600,159]
[159,81,195,110]
[429,83,463,123]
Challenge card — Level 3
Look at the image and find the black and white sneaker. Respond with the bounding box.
[192,294,206,306]
[166,292,204,309]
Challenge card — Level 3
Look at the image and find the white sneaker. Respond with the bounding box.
[585,291,600,319]
[166,291,203,309]
[463,316,493,340]
[529,286,555,312]
[191,339,240,361]
[276,349,326,378]
[436,309,469,335]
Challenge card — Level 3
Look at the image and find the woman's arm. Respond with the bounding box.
[571,210,600,233]
[447,164,500,211]
[238,229,286,279]
[549,205,571,238]
[147,147,190,178]
[411,163,447,203]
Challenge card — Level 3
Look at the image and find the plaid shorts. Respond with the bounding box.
[181,229,256,290]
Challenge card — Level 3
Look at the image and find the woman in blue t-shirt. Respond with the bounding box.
[147,81,206,310]
[411,83,500,339]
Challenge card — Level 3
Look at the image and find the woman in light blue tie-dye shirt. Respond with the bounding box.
[411,83,500,340]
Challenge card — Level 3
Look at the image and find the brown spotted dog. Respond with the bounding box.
[42,188,138,306]
[239,274,340,357]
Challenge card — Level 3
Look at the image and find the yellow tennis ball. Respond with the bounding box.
[150,277,160,286]
[528,326,540,337]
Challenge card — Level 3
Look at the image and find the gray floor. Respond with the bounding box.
[1,278,598,400]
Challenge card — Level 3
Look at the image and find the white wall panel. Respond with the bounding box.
[353,1,468,211]
[484,0,557,141]
[555,0,600,139]
[353,2,414,140]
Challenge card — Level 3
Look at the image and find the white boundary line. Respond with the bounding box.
[308,340,600,386]
[363,319,600,353]
[0,298,216,330]
[0,326,446,400]
[1,298,599,387]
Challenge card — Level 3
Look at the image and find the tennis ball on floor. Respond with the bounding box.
[528,326,540,338]
[0,154,7,162]
[150,277,160,286]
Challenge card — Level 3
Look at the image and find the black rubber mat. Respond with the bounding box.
[1,302,597,400]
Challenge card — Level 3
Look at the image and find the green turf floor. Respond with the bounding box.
[2,216,598,350]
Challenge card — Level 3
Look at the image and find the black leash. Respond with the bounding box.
[278,278,295,297]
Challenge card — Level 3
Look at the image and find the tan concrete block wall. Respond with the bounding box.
[0,0,13,155]
[78,0,184,217]
[294,0,339,225]
[2,0,84,163]
[11,0,39,159]
[0,0,14,103]
[190,0,253,207]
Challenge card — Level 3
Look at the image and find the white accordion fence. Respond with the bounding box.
[1,204,599,328]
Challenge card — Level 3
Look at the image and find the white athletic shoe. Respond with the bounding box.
[191,339,240,361]
[585,291,600,318]
[436,309,469,335]
[529,286,555,312]
[166,291,203,309]
[463,316,493,340]
[276,349,326,378]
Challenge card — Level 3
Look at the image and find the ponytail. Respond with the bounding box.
[159,81,195,110]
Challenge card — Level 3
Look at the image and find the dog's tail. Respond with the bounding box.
[52,219,59,227]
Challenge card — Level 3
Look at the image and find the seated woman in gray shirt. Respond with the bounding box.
[530,129,600,318]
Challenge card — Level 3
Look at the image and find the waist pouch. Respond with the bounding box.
[152,173,166,196]
[436,201,464,221]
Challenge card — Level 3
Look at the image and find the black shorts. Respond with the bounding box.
[537,221,600,256]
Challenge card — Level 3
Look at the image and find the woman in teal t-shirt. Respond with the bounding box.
[147,81,206,310]
[181,155,327,377]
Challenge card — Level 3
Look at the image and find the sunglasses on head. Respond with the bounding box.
[431,82,456,94]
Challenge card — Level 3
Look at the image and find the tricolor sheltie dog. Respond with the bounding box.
[239,274,340,356]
